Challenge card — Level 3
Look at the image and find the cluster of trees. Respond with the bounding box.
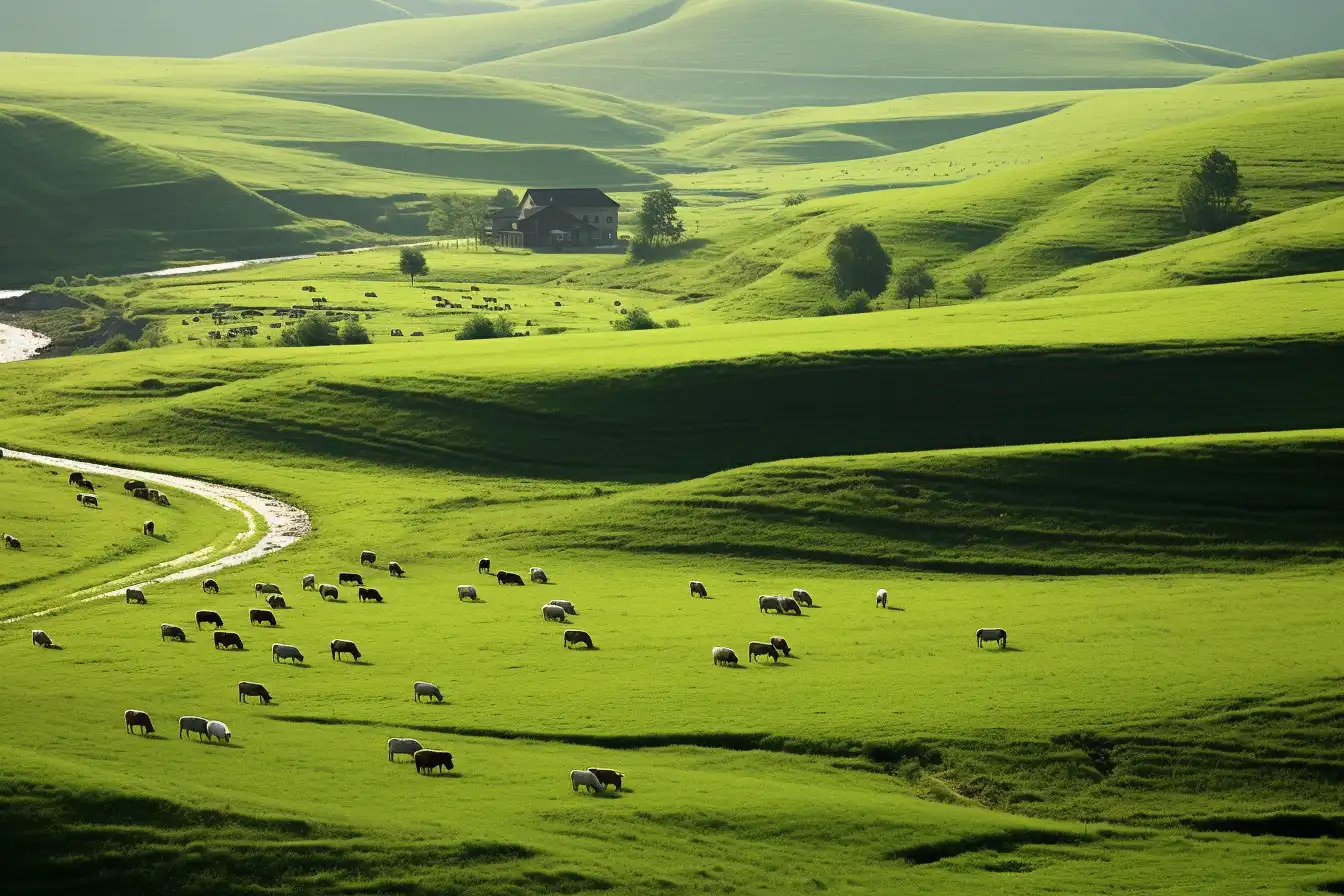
[428,187,519,245]
[822,224,988,315]
[279,315,371,347]
[455,314,514,341]
[611,307,678,331]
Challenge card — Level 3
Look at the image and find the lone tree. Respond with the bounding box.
[1179,148,1252,233]
[963,271,988,299]
[399,247,428,286]
[896,261,936,309]
[634,188,685,246]
[827,224,891,299]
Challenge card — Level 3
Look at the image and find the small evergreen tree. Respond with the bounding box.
[826,225,891,299]
[399,247,429,285]
[1179,148,1252,233]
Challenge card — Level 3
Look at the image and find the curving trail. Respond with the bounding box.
[0,447,309,625]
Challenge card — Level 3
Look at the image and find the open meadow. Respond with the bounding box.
[2,3,1344,893]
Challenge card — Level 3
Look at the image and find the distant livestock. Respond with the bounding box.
[249,609,278,627]
[338,572,363,586]
[357,587,383,603]
[195,610,224,630]
[143,521,155,536]
[133,488,150,500]
[759,596,784,614]
[563,630,594,649]
[457,585,478,601]
[388,737,423,761]
[712,646,738,666]
[360,550,376,566]
[365,292,377,298]
[330,639,362,661]
[156,494,171,506]
[571,770,603,794]
[530,567,548,584]
[3,534,20,550]
[303,574,316,590]
[389,561,405,578]
[124,480,146,491]
[267,595,287,610]
[792,589,813,608]
[238,681,272,704]
[690,581,708,599]
[779,597,803,616]
[214,631,244,650]
[876,589,888,609]
[497,571,525,586]
[414,749,454,775]
[272,643,304,664]
[414,681,444,703]
[206,720,231,743]
[542,604,566,622]
[319,584,339,601]
[161,624,187,642]
[125,588,147,605]
[547,599,577,616]
[770,636,792,657]
[202,578,219,594]
[179,716,209,740]
[748,641,780,663]
[124,710,154,735]
[78,494,99,508]
[32,630,53,648]
[588,768,623,791]
[255,582,282,596]
[477,558,490,575]
[69,471,85,485]
[977,628,1008,649]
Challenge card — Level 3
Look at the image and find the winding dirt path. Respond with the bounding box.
[0,448,309,625]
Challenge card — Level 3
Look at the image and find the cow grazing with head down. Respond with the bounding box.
[358,587,384,603]
[758,596,784,614]
[530,567,548,584]
[267,595,287,610]
[977,628,1008,649]
[32,630,53,648]
[272,643,304,664]
[330,639,361,661]
[563,630,594,649]
[124,480,146,491]
[477,558,490,575]
[542,604,566,622]
[238,681,272,704]
[319,584,339,601]
[414,681,443,703]
[770,636,792,657]
[779,597,803,616]
[338,572,362,586]
[3,534,20,550]
[588,768,623,791]
[388,561,405,578]
[414,750,454,775]
[69,472,86,485]
[213,631,244,650]
[206,720,231,743]
[748,641,780,663]
[712,646,737,666]
[78,494,99,508]
[302,574,316,590]
[202,578,219,594]
[791,588,813,608]
[388,738,423,761]
[690,581,708,599]
[161,624,187,642]
[196,611,224,630]
[360,550,376,566]
[497,571,525,586]
[179,716,209,740]
[124,710,154,735]
[249,609,278,627]
[125,588,147,604]
[143,521,155,537]
[571,770,602,794]
[876,589,888,609]
[255,583,282,596]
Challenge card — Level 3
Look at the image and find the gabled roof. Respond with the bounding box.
[522,188,619,209]
[518,204,601,230]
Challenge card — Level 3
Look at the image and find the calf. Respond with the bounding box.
[477,558,490,575]
[32,630,53,648]
[143,520,155,536]
[690,581,708,599]
[202,578,219,594]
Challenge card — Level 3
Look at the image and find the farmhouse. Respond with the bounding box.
[492,188,620,249]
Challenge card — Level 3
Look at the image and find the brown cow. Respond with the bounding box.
[237,681,272,705]
[124,710,155,735]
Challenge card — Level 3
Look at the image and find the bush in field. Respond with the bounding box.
[340,319,372,345]
[611,307,662,331]
[816,291,872,317]
[1180,148,1253,234]
[964,271,988,299]
[97,333,135,353]
[279,315,342,347]
[827,225,891,299]
[456,314,514,341]
[783,193,807,207]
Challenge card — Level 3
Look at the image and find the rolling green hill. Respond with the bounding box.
[0,105,368,284]
[1203,49,1344,85]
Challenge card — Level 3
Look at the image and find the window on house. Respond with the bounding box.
[607,216,613,223]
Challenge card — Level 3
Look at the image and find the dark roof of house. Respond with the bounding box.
[517,204,601,230]
[490,204,520,218]
[522,188,619,209]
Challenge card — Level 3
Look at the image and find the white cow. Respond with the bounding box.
[388,737,423,761]
[530,567,548,584]
[571,769,603,794]
[206,720,231,743]
[414,681,444,703]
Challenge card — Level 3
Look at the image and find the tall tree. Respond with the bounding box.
[429,193,491,243]
[399,247,428,286]
[1179,148,1252,233]
[490,187,519,210]
[826,224,891,299]
[896,261,935,309]
[633,188,685,246]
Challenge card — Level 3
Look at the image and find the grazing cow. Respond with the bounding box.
[69,472,85,485]
[389,561,405,578]
[388,737,423,761]
[977,628,1008,649]
[179,716,209,740]
[530,567,548,584]
[78,480,97,493]
[477,558,490,575]
[272,643,304,664]
[413,681,444,703]
[256,583,282,596]
[414,749,454,775]
[161,623,187,642]
[770,636,792,658]
[497,571,525,586]
[758,595,785,614]
[365,292,378,298]
[302,574,316,590]
[542,604,566,622]
[563,630,594,649]
[3,534,19,550]
[238,681,272,704]
[205,720,231,743]
[267,595,287,610]
[457,585,478,601]
[571,770,603,794]
[712,646,738,666]
[319,584,339,601]
[360,550,376,566]
[133,488,150,500]
[214,631,244,650]
[124,479,146,491]
[195,610,224,630]
[147,489,160,502]
[357,587,383,603]
[587,768,624,791]
[32,630,53,648]
[876,589,888,609]
[690,581,708,599]
[249,609,278,627]
[748,641,780,663]
[79,494,99,508]
[202,578,219,594]
[143,521,155,537]
[792,588,813,608]
[125,588,146,605]
[547,599,577,616]
[330,639,361,661]
[156,494,171,507]
[124,710,154,735]
[338,572,363,586]
[779,597,803,616]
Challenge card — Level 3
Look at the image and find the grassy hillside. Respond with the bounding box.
[1204,49,1344,84]
[0,105,368,285]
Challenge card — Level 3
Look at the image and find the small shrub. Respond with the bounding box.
[663,319,683,329]
[611,307,662,331]
[455,314,513,341]
[340,319,372,345]
[52,276,67,288]
[538,326,568,335]
[815,291,872,317]
[279,315,341,347]
[783,193,807,207]
[964,271,988,299]
[98,334,135,353]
